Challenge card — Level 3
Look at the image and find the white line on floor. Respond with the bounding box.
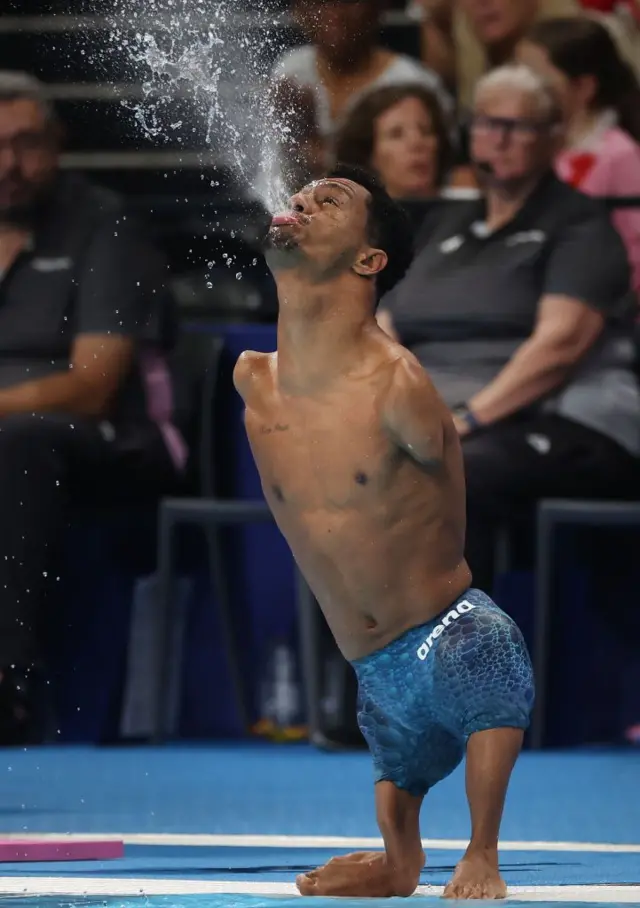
[1,832,639,853]
[0,878,638,902]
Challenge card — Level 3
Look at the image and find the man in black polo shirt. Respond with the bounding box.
[0,72,184,743]
[378,63,640,598]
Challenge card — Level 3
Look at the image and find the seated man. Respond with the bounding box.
[0,71,185,744]
[378,63,640,596]
[235,164,534,899]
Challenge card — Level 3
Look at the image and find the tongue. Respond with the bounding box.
[271,214,300,226]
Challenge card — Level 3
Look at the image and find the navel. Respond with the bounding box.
[354,471,368,486]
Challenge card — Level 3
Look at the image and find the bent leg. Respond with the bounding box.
[443,727,523,899]
[434,597,534,899]
[296,781,424,897]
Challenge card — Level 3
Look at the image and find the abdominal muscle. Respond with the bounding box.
[272,502,471,661]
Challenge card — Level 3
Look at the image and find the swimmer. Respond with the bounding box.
[233,164,535,900]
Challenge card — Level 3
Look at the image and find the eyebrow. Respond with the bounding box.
[318,180,355,197]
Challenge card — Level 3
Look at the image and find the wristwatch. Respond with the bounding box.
[452,403,482,432]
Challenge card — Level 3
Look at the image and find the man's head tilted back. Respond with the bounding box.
[266,164,414,305]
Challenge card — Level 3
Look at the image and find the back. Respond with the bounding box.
[236,336,471,660]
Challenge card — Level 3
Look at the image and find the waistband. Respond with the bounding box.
[351,588,500,668]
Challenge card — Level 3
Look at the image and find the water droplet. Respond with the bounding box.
[235,273,242,280]
[206,282,213,289]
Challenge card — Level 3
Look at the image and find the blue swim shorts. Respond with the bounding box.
[351,588,535,797]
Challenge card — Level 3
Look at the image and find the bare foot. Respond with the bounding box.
[443,854,507,900]
[296,850,422,897]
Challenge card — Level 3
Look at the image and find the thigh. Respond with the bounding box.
[357,683,463,796]
[432,591,535,739]
[0,413,109,478]
[463,414,639,513]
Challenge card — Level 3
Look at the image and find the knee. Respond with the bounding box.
[391,864,422,897]
[0,413,72,443]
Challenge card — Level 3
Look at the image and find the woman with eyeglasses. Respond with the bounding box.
[375,64,640,693]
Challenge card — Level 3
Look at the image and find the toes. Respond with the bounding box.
[296,873,318,895]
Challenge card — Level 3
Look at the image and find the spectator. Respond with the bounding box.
[334,84,454,200]
[377,63,640,597]
[412,0,579,109]
[413,0,639,108]
[0,72,184,745]
[258,0,452,203]
[517,17,640,295]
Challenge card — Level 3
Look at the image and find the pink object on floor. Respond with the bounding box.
[0,837,124,862]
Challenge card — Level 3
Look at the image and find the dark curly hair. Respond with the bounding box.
[334,83,453,192]
[328,163,414,304]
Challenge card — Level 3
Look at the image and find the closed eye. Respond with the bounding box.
[321,196,339,206]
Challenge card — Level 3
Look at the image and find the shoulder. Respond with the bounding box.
[541,173,611,222]
[62,173,128,220]
[384,53,440,86]
[47,173,134,238]
[385,348,440,410]
[533,174,620,242]
[233,349,273,393]
[272,45,316,81]
[381,348,446,464]
[594,128,640,183]
[599,127,640,160]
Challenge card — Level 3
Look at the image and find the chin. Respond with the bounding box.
[266,226,300,251]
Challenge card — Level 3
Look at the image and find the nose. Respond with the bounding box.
[289,190,313,215]
[411,128,433,151]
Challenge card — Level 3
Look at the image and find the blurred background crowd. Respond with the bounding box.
[1,0,640,755]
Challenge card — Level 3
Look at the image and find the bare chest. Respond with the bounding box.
[244,380,394,511]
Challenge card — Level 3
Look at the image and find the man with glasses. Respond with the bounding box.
[0,71,182,744]
[377,62,640,598]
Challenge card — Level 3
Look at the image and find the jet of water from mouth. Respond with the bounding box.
[107,0,305,213]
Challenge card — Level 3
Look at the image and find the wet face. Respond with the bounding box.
[268,177,386,281]
[470,84,557,186]
[460,0,538,47]
[371,96,440,198]
[294,0,378,62]
[0,98,58,221]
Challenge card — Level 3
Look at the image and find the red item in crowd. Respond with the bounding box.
[564,151,598,187]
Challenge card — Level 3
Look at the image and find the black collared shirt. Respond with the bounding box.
[0,172,175,426]
[383,172,640,454]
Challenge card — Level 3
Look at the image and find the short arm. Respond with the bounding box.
[383,358,444,470]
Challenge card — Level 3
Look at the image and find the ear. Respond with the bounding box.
[352,247,388,279]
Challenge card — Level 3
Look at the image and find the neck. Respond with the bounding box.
[275,270,375,392]
[486,38,517,69]
[484,174,541,231]
[566,108,604,147]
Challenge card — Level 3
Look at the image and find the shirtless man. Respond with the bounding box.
[234,164,534,900]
